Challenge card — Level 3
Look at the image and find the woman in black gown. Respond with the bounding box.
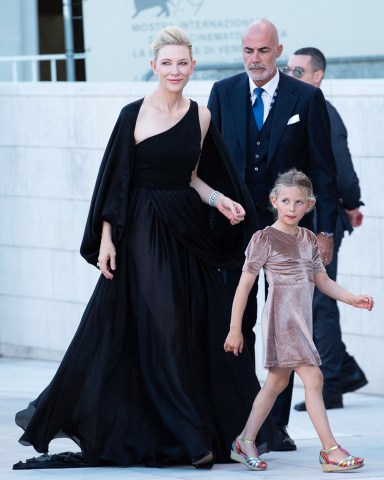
[15,26,278,469]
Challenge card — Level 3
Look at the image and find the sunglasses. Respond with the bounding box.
[282,66,305,78]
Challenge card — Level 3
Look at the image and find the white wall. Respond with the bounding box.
[0,80,383,394]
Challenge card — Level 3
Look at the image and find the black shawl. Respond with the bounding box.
[80,98,258,269]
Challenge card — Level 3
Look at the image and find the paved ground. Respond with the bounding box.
[1,357,383,480]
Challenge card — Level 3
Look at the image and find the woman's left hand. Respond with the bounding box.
[216,195,246,225]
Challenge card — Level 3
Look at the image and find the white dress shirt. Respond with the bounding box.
[249,70,280,124]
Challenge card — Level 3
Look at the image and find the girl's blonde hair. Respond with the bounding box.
[270,168,316,203]
[151,26,193,63]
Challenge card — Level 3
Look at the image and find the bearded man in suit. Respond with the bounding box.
[208,19,339,452]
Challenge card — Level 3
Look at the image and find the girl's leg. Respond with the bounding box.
[237,367,292,457]
[295,365,350,464]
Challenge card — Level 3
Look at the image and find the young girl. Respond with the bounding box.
[224,168,374,473]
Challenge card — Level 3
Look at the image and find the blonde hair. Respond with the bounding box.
[270,168,316,203]
[151,26,193,63]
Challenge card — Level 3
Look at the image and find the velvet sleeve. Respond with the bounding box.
[242,230,270,277]
[309,231,326,274]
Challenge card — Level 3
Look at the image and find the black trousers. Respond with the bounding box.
[313,236,343,396]
[313,236,363,396]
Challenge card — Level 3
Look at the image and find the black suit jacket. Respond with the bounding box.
[326,100,363,236]
[208,71,338,233]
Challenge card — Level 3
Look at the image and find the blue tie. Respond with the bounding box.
[253,87,264,131]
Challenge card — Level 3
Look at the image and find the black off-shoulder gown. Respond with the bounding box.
[15,101,277,467]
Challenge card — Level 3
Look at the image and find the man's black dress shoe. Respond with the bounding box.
[294,395,343,412]
[340,370,368,394]
[271,425,297,451]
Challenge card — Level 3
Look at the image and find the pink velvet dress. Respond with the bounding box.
[243,226,326,368]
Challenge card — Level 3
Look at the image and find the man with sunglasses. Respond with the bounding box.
[285,47,367,413]
[208,20,338,452]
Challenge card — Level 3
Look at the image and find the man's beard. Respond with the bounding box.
[248,63,275,82]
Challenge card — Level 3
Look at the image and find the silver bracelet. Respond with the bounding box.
[208,190,222,207]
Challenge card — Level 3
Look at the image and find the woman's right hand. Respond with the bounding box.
[97,235,116,280]
[97,221,116,279]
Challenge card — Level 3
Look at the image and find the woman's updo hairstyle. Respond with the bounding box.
[151,26,193,63]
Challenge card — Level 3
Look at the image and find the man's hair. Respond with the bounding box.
[294,47,326,72]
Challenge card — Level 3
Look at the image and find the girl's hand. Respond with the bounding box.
[224,330,244,356]
[351,295,374,311]
[97,237,116,280]
[216,195,246,225]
